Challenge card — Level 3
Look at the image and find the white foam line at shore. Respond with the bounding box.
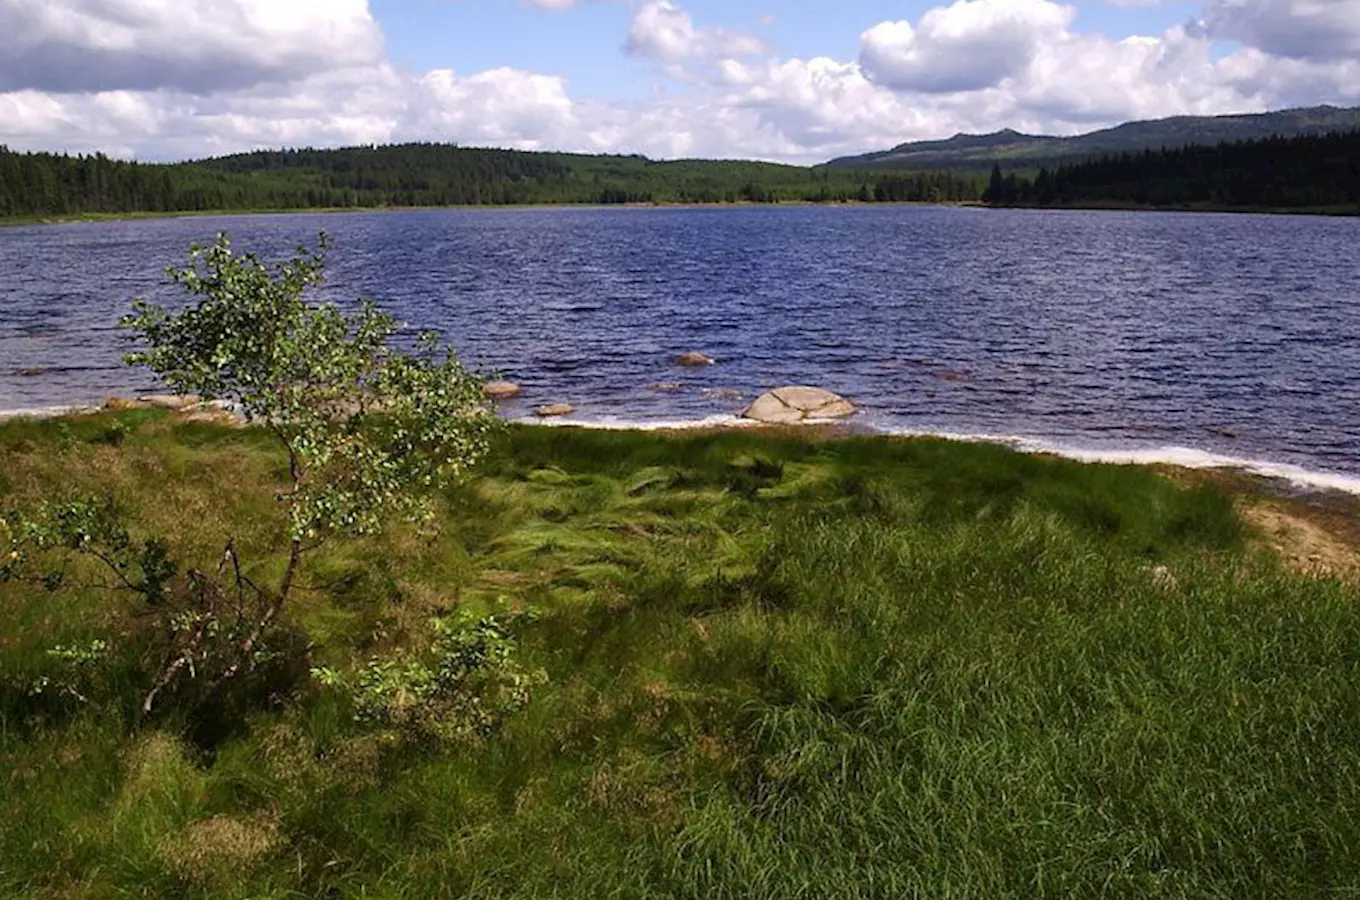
[878,426,1360,495]
[0,404,99,420]
[508,413,758,431]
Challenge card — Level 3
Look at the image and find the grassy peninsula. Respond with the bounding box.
[4,409,1360,898]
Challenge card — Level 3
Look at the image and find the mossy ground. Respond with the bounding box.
[3,412,1359,899]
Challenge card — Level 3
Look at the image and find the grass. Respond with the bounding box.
[2,412,1359,898]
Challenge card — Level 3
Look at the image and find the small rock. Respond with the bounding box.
[138,394,203,411]
[1211,427,1241,439]
[535,403,575,418]
[741,386,855,425]
[177,409,242,427]
[649,382,684,392]
[483,380,522,400]
[18,367,45,377]
[674,351,715,367]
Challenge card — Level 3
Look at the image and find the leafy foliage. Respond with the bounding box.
[2,236,498,718]
[123,234,497,541]
[316,610,547,747]
[27,640,109,705]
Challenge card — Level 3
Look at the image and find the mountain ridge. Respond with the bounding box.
[825,105,1360,170]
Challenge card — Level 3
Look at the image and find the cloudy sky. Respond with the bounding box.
[1,0,1358,164]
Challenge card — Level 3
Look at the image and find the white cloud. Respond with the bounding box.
[408,68,581,150]
[625,0,767,63]
[1,0,1359,166]
[0,0,384,94]
[1197,0,1360,61]
[860,0,1074,93]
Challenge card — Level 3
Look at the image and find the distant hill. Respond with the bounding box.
[825,105,1360,170]
[0,143,984,219]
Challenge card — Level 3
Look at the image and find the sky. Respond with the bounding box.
[1,0,1358,164]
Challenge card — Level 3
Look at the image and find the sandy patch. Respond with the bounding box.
[1239,501,1360,577]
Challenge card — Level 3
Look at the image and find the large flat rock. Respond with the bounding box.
[741,386,855,424]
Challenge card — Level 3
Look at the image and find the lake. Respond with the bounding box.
[3,206,1359,488]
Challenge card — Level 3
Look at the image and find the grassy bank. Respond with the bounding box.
[3,412,1360,898]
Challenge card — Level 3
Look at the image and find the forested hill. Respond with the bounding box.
[981,129,1360,213]
[0,143,981,218]
[830,104,1360,170]
[5,126,1357,220]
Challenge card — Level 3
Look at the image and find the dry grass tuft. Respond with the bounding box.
[157,814,281,883]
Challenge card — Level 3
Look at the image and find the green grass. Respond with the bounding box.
[3,413,1359,898]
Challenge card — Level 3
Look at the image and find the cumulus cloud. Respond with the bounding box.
[860,0,1074,93]
[1197,0,1360,61]
[408,68,582,150]
[0,0,384,94]
[1,0,1359,166]
[625,0,767,63]
[857,0,1360,132]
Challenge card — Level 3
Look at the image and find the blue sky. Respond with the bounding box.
[1,0,1357,162]
[373,0,1206,100]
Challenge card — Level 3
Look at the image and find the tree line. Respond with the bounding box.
[7,129,1356,219]
[983,129,1360,212]
[0,142,982,217]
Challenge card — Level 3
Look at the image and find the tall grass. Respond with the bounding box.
[2,414,1358,898]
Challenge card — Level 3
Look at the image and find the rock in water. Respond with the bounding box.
[483,380,522,400]
[674,351,715,367]
[741,386,855,424]
[535,403,575,418]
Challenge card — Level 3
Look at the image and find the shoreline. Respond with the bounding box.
[4,198,1356,229]
[6,401,1358,499]
[0,200,969,229]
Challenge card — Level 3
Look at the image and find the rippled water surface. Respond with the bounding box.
[3,206,1359,477]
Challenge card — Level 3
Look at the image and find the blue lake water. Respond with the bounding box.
[3,206,1359,487]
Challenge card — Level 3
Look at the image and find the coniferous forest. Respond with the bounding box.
[983,129,1360,212]
[2,129,1357,220]
[0,143,978,218]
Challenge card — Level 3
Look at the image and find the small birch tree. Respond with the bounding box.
[3,234,498,715]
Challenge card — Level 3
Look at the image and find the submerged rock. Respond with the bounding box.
[535,403,575,418]
[649,382,684,392]
[674,351,715,367]
[483,380,523,400]
[18,367,46,377]
[741,386,855,424]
